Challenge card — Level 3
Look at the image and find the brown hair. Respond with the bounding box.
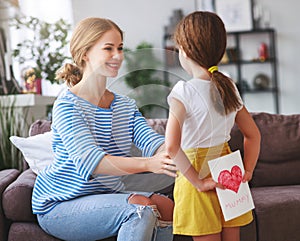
[55,17,123,87]
[173,11,242,115]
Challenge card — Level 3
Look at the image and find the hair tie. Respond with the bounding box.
[208,66,218,74]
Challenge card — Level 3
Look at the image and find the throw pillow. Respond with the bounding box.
[10,131,54,174]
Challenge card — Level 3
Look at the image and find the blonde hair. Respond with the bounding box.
[56,17,123,87]
[174,11,242,115]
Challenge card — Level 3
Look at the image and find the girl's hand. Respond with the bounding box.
[196,177,225,192]
[147,151,177,177]
[242,170,253,182]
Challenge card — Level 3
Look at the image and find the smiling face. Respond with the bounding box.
[84,28,124,78]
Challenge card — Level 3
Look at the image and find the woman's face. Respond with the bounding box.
[85,28,124,77]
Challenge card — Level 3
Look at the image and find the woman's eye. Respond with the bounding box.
[118,47,123,51]
[104,47,112,51]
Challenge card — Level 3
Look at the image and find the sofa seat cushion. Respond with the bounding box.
[8,222,61,241]
[3,169,36,222]
[252,185,300,241]
[9,223,118,241]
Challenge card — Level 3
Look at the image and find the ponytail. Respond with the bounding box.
[209,67,242,115]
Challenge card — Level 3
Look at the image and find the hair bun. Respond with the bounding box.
[56,63,82,87]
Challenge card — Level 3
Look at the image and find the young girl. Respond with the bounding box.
[165,11,261,241]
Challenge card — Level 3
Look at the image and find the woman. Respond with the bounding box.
[32,17,176,241]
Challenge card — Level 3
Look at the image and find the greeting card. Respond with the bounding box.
[208,150,255,221]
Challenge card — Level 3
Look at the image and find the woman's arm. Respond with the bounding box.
[235,106,261,182]
[132,110,166,157]
[53,99,176,180]
[165,98,222,191]
[93,152,177,177]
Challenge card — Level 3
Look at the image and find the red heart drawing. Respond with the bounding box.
[218,165,242,193]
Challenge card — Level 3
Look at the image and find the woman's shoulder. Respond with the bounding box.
[114,92,136,106]
[54,89,75,104]
[53,90,84,114]
[54,89,70,102]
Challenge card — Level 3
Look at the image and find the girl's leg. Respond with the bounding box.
[192,233,221,241]
[37,193,157,241]
[192,227,240,241]
[221,227,239,241]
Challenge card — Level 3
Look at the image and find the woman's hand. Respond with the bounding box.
[146,151,177,177]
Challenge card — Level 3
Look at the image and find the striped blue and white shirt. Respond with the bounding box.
[32,90,165,214]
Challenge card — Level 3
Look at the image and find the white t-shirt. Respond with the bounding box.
[167,78,243,150]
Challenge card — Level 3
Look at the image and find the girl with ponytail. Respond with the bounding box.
[165,11,261,241]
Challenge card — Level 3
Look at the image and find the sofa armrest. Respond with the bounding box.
[3,169,37,222]
[0,169,20,241]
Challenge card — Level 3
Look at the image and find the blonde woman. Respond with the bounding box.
[32,17,175,241]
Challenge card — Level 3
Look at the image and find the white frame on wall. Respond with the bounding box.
[195,0,215,12]
[214,0,254,32]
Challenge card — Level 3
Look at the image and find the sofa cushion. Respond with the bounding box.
[229,112,300,187]
[251,185,300,241]
[10,131,53,175]
[8,222,61,241]
[29,119,51,136]
[3,169,36,222]
[146,119,167,135]
[8,223,119,241]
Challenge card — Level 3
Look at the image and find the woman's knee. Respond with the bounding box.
[128,194,174,221]
[150,194,174,221]
[128,194,154,206]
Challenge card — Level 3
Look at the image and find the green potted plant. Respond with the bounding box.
[124,42,170,117]
[0,96,28,170]
[11,16,71,85]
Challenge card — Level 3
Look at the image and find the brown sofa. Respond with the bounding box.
[1,112,300,241]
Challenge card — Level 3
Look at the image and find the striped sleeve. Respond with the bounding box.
[52,99,106,181]
[132,110,165,157]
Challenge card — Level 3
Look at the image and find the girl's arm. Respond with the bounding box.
[165,98,222,191]
[235,106,261,182]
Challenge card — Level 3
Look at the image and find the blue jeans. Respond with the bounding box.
[37,192,173,241]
